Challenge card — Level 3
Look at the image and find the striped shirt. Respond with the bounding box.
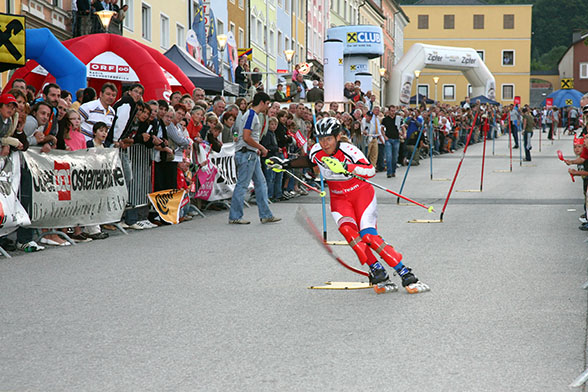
[78,99,115,141]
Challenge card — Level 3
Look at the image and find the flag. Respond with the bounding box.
[192,0,207,65]
[226,31,238,82]
[207,8,219,74]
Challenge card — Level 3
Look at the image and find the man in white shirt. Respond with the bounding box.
[78,82,117,141]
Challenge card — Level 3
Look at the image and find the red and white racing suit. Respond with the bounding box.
[309,141,377,230]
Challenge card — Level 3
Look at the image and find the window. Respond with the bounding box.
[141,3,151,41]
[467,84,472,98]
[443,84,455,101]
[580,63,588,79]
[239,0,244,9]
[476,50,485,62]
[217,19,224,35]
[502,84,514,100]
[473,14,484,29]
[257,19,263,44]
[176,23,185,47]
[6,0,15,13]
[251,14,257,42]
[239,28,244,47]
[418,15,428,29]
[270,29,275,55]
[160,14,169,49]
[285,36,290,53]
[503,14,514,29]
[278,30,283,55]
[444,14,454,29]
[230,22,235,38]
[417,85,429,99]
[502,50,514,66]
[123,0,134,31]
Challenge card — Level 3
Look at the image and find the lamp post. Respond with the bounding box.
[433,76,439,103]
[95,10,116,33]
[217,34,228,96]
[284,49,295,74]
[379,67,386,106]
[414,69,421,107]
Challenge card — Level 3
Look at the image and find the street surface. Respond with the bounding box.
[1,131,587,391]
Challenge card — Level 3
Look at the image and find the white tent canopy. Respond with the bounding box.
[390,43,495,106]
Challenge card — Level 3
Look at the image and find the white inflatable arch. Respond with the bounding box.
[390,43,495,106]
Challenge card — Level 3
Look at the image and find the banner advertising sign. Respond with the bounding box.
[545,98,553,108]
[87,51,140,82]
[514,96,521,105]
[147,189,186,224]
[23,148,127,228]
[0,153,30,236]
[195,142,237,201]
[423,47,479,68]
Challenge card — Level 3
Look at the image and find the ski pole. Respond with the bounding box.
[321,157,434,212]
[265,160,327,195]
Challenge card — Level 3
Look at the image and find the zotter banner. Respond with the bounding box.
[147,189,186,224]
[23,148,127,228]
[0,152,30,236]
[195,142,237,201]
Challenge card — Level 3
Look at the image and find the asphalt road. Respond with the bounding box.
[1,130,587,391]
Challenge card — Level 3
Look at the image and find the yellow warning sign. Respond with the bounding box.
[338,58,343,65]
[561,78,573,89]
[350,65,356,71]
[346,32,357,43]
[0,14,25,67]
[565,99,573,106]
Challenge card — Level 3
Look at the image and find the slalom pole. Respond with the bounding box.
[539,117,542,152]
[429,119,433,180]
[439,112,479,222]
[480,117,488,191]
[492,114,496,156]
[518,119,523,167]
[312,103,328,241]
[397,122,424,204]
[507,112,513,172]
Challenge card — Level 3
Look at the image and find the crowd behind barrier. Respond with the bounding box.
[0,74,586,255]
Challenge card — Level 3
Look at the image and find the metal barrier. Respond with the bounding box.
[125,144,152,208]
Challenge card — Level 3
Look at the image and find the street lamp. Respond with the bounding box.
[95,10,116,33]
[284,49,295,73]
[414,69,421,107]
[217,34,228,96]
[433,76,439,103]
[379,67,386,106]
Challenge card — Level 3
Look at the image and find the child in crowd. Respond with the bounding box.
[58,110,86,151]
[569,135,588,230]
[177,158,193,222]
[205,122,223,153]
[261,117,281,201]
[86,122,108,148]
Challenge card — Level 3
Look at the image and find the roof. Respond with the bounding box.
[409,0,488,5]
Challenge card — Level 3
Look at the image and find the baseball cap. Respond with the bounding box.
[0,94,17,106]
[366,111,373,116]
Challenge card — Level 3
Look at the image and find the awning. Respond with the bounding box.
[164,45,238,96]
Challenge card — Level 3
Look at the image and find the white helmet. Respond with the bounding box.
[314,117,342,138]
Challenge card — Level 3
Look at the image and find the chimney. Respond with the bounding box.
[573,29,583,43]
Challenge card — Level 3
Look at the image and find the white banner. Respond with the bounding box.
[196,142,237,201]
[23,148,128,228]
[423,48,479,68]
[87,51,140,82]
[0,153,30,237]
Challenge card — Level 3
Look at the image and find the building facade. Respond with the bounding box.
[558,31,588,94]
[329,0,360,27]
[122,0,190,54]
[358,0,385,103]
[402,0,532,106]
[306,0,327,79]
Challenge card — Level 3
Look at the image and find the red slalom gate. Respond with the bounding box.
[440,112,479,222]
[480,117,488,191]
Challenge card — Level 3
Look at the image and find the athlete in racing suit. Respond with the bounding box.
[274,117,429,294]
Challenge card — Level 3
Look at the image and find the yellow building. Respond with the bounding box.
[402,0,532,106]
[122,0,190,53]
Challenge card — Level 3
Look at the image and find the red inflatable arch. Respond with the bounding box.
[7,34,195,101]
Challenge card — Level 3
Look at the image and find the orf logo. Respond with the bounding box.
[54,161,71,201]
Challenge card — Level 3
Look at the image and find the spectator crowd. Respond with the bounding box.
[0,69,585,254]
